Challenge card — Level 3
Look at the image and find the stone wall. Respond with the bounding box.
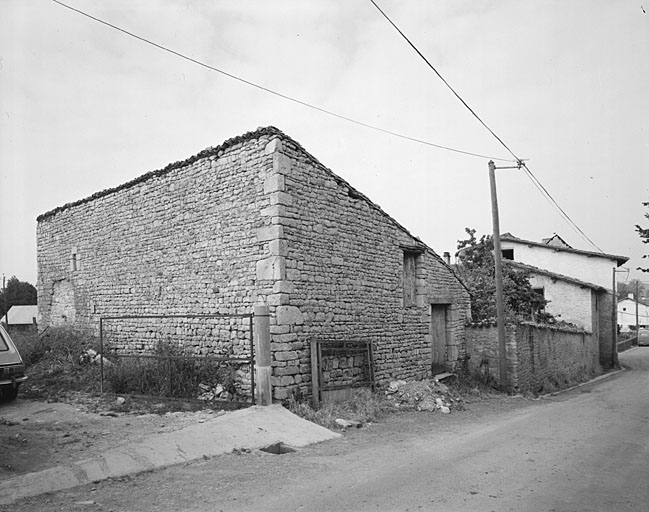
[37,126,471,401]
[466,322,601,393]
[266,137,471,398]
[597,291,616,368]
[37,128,279,343]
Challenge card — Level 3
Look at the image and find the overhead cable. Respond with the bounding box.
[51,0,511,162]
[369,0,605,253]
[521,164,604,252]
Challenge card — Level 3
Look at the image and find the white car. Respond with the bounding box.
[0,324,28,401]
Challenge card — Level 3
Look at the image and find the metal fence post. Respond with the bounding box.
[254,305,272,405]
[99,317,104,394]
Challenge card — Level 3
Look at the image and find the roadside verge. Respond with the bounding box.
[0,404,340,505]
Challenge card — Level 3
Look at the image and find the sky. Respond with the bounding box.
[1,0,648,289]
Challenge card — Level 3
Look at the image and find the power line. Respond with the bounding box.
[369,0,605,253]
[51,0,512,163]
[521,164,604,252]
[368,0,519,159]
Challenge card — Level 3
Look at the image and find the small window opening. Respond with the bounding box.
[501,249,514,260]
[403,251,419,307]
[70,248,79,271]
[532,287,545,315]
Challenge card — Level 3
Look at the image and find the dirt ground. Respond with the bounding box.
[0,391,539,512]
[0,394,228,477]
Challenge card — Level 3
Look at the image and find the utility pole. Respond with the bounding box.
[2,274,6,326]
[488,159,523,391]
[635,280,640,346]
[612,268,620,368]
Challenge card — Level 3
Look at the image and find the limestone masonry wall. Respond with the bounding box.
[37,129,279,353]
[466,322,601,393]
[266,137,470,398]
[37,126,471,401]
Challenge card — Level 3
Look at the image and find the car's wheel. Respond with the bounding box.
[1,386,19,401]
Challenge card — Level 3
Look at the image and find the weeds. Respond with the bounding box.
[14,327,102,399]
[15,328,242,406]
[285,388,395,430]
[103,339,240,400]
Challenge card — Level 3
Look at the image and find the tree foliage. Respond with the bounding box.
[456,228,548,323]
[0,276,37,319]
[617,279,648,302]
[636,200,649,273]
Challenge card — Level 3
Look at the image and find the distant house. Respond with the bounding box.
[507,261,605,331]
[36,126,471,400]
[500,233,629,367]
[500,233,628,289]
[1,305,39,332]
[617,296,649,332]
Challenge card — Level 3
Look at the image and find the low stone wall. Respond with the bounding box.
[466,322,601,393]
[617,336,635,353]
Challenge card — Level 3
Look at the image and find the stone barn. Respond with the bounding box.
[37,126,470,400]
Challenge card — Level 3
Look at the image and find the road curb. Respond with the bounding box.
[0,405,340,505]
[537,365,626,400]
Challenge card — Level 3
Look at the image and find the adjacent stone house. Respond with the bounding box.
[37,126,471,400]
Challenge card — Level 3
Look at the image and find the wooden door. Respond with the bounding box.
[430,305,447,375]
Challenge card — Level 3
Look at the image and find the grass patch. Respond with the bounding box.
[286,388,396,430]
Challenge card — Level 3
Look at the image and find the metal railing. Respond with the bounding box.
[99,313,255,406]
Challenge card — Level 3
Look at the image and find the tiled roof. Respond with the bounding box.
[501,233,628,266]
[506,260,606,291]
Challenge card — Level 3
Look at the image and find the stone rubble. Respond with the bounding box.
[197,382,232,401]
[334,418,363,429]
[384,378,459,413]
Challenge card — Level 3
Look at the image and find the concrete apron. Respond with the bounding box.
[0,404,340,505]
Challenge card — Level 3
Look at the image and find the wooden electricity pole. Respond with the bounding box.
[636,280,640,344]
[488,161,507,390]
[488,159,523,391]
[612,268,618,368]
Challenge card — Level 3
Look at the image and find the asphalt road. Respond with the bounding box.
[252,348,649,512]
[5,348,649,512]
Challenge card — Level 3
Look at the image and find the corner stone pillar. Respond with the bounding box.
[254,305,272,405]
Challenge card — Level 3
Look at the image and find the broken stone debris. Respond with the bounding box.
[335,418,363,429]
[197,382,233,401]
[385,378,459,413]
[79,348,113,367]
